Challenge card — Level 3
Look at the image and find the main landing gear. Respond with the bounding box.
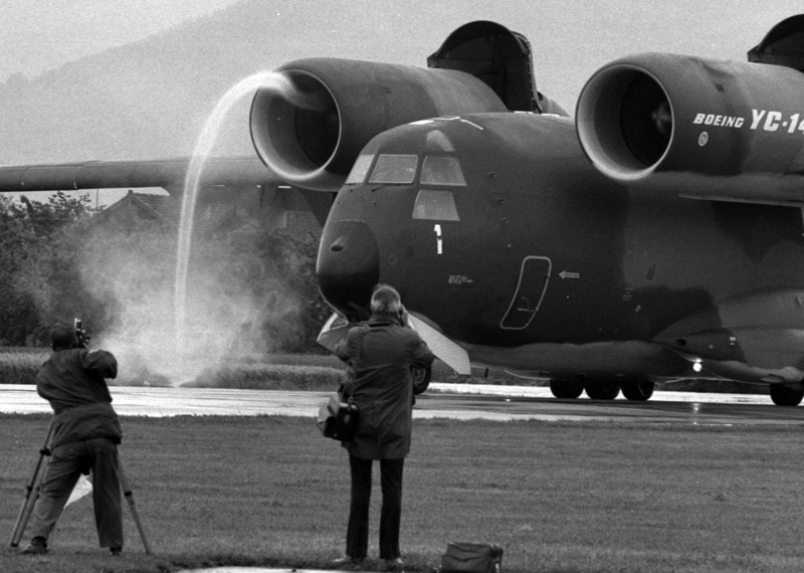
[549,377,655,401]
[549,378,804,406]
[769,384,804,406]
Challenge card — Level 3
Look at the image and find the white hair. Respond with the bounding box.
[371,284,402,314]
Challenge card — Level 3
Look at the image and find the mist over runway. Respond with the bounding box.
[1,384,800,426]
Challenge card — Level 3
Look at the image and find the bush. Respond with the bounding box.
[188,364,347,391]
[0,349,349,390]
[0,350,48,384]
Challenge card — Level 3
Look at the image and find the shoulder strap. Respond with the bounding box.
[354,327,369,365]
[345,328,368,404]
[349,328,373,406]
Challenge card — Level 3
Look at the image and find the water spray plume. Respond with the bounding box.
[71,71,309,386]
[175,72,290,344]
[175,71,293,356]
[280,83,331,112]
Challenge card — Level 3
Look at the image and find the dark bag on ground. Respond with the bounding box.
[441,542,503,573]
[317,393,359,442]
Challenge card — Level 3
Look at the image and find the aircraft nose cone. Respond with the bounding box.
[316,219,380,319]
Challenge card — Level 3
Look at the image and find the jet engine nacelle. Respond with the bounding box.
[249,57,506,192]
[576,53,804,201]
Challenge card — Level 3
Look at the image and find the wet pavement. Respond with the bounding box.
[179,570,334,573]
[1,383,801,426]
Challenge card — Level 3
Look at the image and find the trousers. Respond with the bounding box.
[346,455,405,560]
[29,437,123,548]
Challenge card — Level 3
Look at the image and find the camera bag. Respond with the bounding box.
[440,542,503,573]
[317,393,359,442]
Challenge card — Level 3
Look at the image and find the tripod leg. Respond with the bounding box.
[117,461,152,555]
[9,421,54,548]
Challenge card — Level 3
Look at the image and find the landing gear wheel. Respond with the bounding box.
[549,378,584,399]
[620,380,655,401]
[412,366,431,395]
[770,384,803,406]
[584,378,620,400]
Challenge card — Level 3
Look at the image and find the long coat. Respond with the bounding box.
[338,313,435,460]
[36,348,122,449]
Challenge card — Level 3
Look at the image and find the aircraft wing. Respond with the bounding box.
[0,156,280,194]
[0,155,338,227]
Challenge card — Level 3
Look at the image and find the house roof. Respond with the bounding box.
[92,190,239,238]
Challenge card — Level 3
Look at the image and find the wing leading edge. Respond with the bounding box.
[0,156,278,194]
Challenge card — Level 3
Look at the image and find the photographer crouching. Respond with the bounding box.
[21,320,124,556]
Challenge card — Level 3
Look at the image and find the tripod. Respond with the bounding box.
[9,421,54,548]
[8,423,153,555]
[118,462,153,555]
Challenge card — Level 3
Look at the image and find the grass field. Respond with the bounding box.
[2,413,804,573]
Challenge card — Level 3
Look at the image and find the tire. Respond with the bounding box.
[412,366,432,395]
[770,384,804,406]
[549,378,584,399]
[620,379,655,401]
[584,378,620,400]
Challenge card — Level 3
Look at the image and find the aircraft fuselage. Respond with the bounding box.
[316,112,804,381]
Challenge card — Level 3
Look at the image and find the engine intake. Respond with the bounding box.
[250,57,506,191]
[576,53,804,200]
[576,64,674,181]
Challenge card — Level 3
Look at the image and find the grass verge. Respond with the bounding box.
[2,414,804,573]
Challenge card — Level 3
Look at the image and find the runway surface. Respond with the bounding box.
[2,383,802,426]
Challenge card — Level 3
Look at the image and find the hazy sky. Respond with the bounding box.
[2,1,800,103]
[0,0,240,82]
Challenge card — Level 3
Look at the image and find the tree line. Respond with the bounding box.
[0,192,330,353]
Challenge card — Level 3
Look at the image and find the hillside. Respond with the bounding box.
[0,1,490,165]
[0,1,793,167]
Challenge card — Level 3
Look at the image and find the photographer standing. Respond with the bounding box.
[21,321,124,556]
[334,284,434,569]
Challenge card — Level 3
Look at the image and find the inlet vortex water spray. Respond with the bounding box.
[174,71,293,356]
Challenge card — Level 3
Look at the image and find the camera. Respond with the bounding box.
[74,318,90,348]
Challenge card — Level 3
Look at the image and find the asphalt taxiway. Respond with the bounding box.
[1,383,801,426]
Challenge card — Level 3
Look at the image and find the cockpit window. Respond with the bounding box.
[420,156,466,186]
[369,154,418,184]
[345,154,374,185]
[412,190,460,221]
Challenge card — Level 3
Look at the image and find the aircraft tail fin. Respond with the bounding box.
[747,15,804,72]
[427,21,568,116]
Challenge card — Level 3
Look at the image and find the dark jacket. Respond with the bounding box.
[36,348,122,449]
[337,313,435,459]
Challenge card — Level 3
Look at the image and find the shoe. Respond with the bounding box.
[333,555,363,565]
[21,537,47,555]
[384,557,404,570]
[110,547,123,556]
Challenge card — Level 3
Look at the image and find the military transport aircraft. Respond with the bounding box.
[2,16,804,405]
